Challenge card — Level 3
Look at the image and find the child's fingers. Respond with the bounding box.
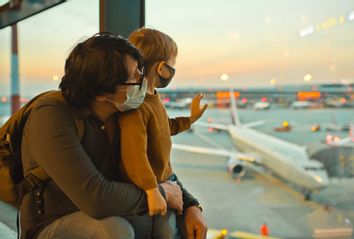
[193,93,203,104]
[160,207,167,216]
[149,208,154,216]
[202,103,208,112]
[197,93,204,102]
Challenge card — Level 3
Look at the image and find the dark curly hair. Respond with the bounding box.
[59,32,144,108]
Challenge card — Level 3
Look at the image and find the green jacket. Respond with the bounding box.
[20,94,199,239]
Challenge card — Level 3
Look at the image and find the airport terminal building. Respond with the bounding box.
[160,83,354,108]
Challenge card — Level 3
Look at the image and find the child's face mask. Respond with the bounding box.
[156,63,175,88]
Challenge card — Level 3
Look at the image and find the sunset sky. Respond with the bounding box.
[1,0,354,96]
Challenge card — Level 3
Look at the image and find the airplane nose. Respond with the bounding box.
[314,171,329,187]
[321,174,329,186]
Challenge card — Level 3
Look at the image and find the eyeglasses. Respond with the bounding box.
[119,66,145,88]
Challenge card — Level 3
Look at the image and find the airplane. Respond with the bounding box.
[163,97,193,109]
[325,124,345,132]
[173,90,329,200]
[290,100,316,109]
[324,96,347,108]
[324,115,350,132]
[253,101,270,110]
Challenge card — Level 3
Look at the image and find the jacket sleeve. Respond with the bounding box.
[173,173,200,212]
[168,117,191,136]
[24,102,148,218]
[118,108,158,190]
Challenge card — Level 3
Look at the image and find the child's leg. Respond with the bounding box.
[152,209,178,239]
[124,214,153,239]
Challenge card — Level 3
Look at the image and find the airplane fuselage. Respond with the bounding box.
[228,125,328,191]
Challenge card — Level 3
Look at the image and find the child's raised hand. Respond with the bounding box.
[145,187,167,216]
[190,93,208,124]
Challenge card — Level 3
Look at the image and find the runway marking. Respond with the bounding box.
[193,131,226,149]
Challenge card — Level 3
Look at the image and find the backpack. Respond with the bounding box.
[0,90,84,206]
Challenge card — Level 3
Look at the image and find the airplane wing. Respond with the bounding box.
[172,143,268,178]
[173,143,257,163]
[194,120,265,131]
[243,120,266,128]
[193,121,229,131]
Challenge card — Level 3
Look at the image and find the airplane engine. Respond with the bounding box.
[226,158,247,178]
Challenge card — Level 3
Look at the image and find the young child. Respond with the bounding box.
[118,28,208,238]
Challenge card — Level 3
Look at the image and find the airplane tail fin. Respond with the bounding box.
[350,123,354,143]
[229,89,241,126]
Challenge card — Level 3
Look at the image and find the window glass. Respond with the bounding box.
[146,1,354,237]
[146,0,354,88]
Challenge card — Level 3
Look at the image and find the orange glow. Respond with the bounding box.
[297,91,321,100]
[216,91,240,99]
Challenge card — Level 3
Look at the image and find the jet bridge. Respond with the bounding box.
[308,144,354,178]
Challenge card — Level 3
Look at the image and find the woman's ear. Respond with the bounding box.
[95,94,108,102]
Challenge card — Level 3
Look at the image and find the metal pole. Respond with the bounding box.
[11,23,20,114]
[99,0,144,37]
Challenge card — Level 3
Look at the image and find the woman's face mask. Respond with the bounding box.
[156,63,176,88]
[108,78,147,112]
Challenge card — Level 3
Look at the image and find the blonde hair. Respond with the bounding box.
[128,28,177,74]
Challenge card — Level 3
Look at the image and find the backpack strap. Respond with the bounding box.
[28,167,50,182]
[20,171,47,215]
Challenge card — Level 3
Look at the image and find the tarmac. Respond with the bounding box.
[1,107,353,238]
[171,131,354,238]
[169,108,354,238]
[0,201,16,239]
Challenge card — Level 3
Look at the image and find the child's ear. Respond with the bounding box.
[156,61,165,75]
